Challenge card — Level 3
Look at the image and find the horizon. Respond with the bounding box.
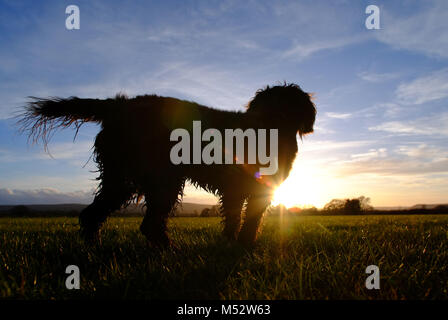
[1,1,448,207]
[1,200,448,211]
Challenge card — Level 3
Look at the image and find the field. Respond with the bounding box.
[1,215,447,300]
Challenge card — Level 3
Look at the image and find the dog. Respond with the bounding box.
[19,83,316,246]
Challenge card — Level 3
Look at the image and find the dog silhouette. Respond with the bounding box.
[19,83,316,246]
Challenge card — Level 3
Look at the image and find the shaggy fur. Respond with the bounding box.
[19,83,316,246]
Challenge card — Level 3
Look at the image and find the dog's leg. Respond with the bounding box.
[79,177,131,242]
[221,193,245,241]
[139,180,183,248]
[238,195,271,246]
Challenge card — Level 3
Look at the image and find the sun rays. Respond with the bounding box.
[272,157,328,209]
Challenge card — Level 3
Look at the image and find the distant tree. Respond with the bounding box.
[344,199,361,214]
[209,205,220,217]
[323,199,345,212]
[198,206,219,217]
[67,210,79,217]
[200,208,211,217]
[301,206,318,215]
[324,196,373,214]
[268,204,289,216]
[200,206,220,217]
[434,205,448,213]
[358,196,373,211]
[9,205,30,217]
[288,207,301,214]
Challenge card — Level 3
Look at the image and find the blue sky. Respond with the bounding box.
[0,0,447,207]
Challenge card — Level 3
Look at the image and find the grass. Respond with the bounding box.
[0,214,447,300]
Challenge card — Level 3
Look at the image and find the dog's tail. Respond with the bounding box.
[18,96,122,147]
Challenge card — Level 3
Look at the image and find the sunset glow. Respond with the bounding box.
[0,1,447,208]
[272,157,328,209]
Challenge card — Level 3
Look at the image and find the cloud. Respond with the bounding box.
[283,139,448,207]
[331,141,448,178]
[311,124,335,135]
[336,154,448,177]
[0,183,217,206]
[0,2,264,119]
[135,64,254,111]
[139,1,369,63]
[0,185,217,206]
[375,0,448,59]
[395,144,448,161]
[282,36,365,60]
[325,112,352,119]
[35,141,95,160]
[300,139,372,153]
[0,1,372,119]
[369,112,448,136]
[358,71,400,83]
[182,184,219,205]
[0,140,95,166]
[357,102,405,119]
[372,103,403,118]
[296,138,448,182]
[395,68,448,105]
[0,188,95,205]
[351,148,387,161]
[369,121,423,135]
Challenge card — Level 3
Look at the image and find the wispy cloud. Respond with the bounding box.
[282,36,363,60]
[358,71,400,83]
[351,148,387,161]
[300,139,373,153]
[325,112,352,119]
[395,68,448,105]
[298,139,448,180]
[395,144,448,161]
[369,112,448,136]
[331,140,448,178]
[375,0,448,59]
[371,102,403,118]
[369,121,423,135]
[0,140,95,166]
[2,1,448,206]
[337,157,448,177]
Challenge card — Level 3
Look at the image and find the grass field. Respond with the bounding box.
[1,215,447,300]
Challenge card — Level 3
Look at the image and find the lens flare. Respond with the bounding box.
[271,158,327,209]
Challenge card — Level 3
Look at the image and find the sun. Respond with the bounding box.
[271,158,328,209]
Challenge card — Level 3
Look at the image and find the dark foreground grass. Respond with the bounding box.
[0,215,447,300]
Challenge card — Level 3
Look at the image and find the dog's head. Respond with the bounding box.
[246,83,316,137]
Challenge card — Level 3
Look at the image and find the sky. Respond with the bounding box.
[0,0,447,208]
